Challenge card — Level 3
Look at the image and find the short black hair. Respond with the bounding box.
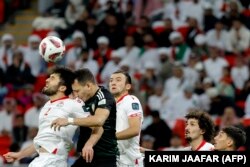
[112,70,132,84]
[222,126,246,150]
[185,110,215,142]
[51,67,75,96]
[74,68,96,85]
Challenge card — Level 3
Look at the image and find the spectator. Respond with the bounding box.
[24,93,47,128]
[12,114,28,146]
[204,45,228,84]
[74,48,99,78]
[226,18,250,54]
[143,111,172,150]
[0,98,17,135]
[0,33,15,71]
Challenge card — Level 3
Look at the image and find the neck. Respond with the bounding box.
[190,136,204,151]
[49,93,67,102]
[115,91,128,102]
[91,84,99,97]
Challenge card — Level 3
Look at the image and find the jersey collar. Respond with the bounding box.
[194,140,206,151]
[50,96,69,103]
[116,93,129,104]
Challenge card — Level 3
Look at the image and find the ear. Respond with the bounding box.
[200,129,205,135]
[227,138,234,147]
[59,85,66,92]
[125,83,131,90]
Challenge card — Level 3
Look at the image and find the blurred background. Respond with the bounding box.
[1,0,250,166]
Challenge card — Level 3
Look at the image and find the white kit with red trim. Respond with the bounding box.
[33,97,89,158]
[116,94,144,166]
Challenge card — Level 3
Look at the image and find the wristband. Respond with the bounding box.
[68,118,74,125]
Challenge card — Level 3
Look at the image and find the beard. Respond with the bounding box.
[185,136,192,143]
[42,84,60,96]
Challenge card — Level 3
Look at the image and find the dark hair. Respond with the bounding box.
[51,67,75,96]
[74,68,96,85]
[185,110,215,142]
[222,126,246,150]
[112,70,132,84]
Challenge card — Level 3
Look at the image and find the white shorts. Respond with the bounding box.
[117,157,144,167]
[28,153,67,167]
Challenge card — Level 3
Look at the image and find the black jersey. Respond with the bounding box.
[77,86,119,157]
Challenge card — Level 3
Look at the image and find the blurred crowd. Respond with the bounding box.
[1,0,250,165]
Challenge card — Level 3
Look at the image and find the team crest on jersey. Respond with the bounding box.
[56,101,64,107]
[132,103,139,110]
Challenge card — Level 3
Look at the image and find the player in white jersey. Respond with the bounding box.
[4,67,103,167]
[214,126,246,151]
[109,70,144,167]
[183,110,215,151]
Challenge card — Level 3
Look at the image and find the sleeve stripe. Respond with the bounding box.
[128,113,142,117]
[97,90,105,100]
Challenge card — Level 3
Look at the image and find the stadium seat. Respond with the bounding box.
[242,118,250,127]
[172,119,186,146]
[0,135,11,156]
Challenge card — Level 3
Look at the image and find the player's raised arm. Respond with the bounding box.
[3,144,36,163]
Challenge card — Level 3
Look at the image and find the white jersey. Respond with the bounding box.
[183,140,214,151]
[33,97,89,158]
[116,94,144,165]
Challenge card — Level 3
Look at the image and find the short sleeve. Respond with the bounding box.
[96,90,114,112]
[126,96,143,117]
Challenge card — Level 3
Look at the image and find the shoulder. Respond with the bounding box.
[97,87,113,100]
[123,95,141,104]
[202,142,214,151]
[64,98,84,107]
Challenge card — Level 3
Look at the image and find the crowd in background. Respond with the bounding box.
[1,0,250,165]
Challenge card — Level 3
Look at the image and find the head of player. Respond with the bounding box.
[185,110,215,150]
[42,67,75,100]
[109,70,132,99]
[214,126,246,151]
[73,68,99,101]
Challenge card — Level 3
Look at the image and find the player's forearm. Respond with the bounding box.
[19,144,37,159]
[116,127,140,140]
[85,127,104,147]
[73,116,104,127]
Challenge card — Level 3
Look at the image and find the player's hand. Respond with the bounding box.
[3,152,21,163]
[82,144,94,163]
[51,118,68,131]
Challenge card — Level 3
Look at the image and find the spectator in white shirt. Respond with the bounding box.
[206,19,229,51]
[231,55,249,90]
[162,85,200,128]
[204,45,228,84]
[226,18,250,54]
[20,35,44,77]
[24,93,47,128]
[117,35,140,72]
[0,98,17,135]
[0,33,15,71]
[65,30,87,69]
[101,50,123,86]
[163,64,189,98]
[74,48,99,78]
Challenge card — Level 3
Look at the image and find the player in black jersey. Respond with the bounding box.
[51,68,118,167]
